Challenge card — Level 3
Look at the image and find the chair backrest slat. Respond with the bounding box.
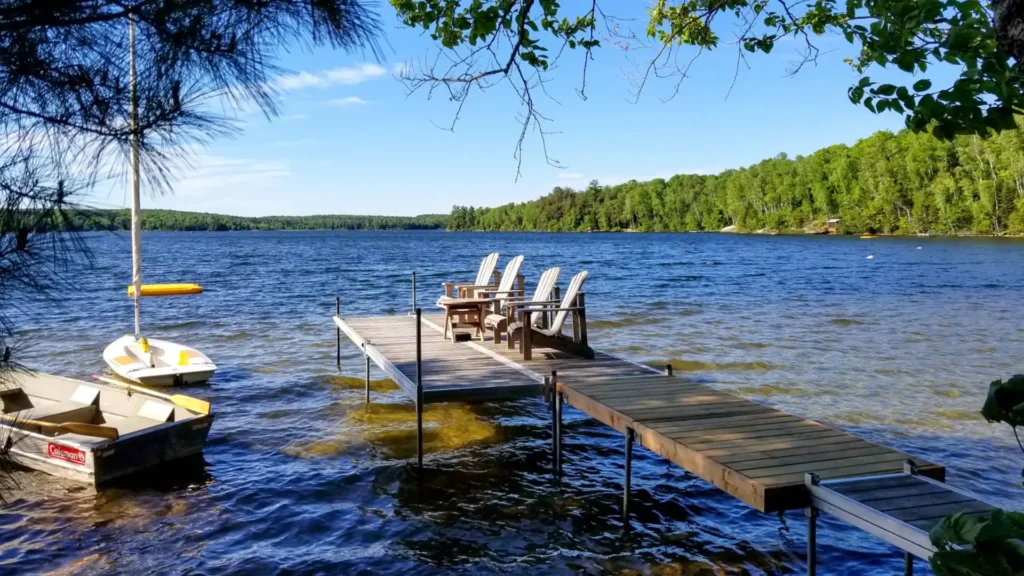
[530,266,560,326]
[497,255,524,293]
[549,271,588,332]
[490,255,524,307]
[531,267,560,303]
[474,252,500,286]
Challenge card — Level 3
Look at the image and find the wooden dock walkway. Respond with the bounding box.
[331,307,1001,574]
[333,312,660,403]
[556,375,945,513]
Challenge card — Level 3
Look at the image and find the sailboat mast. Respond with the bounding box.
[129,14,142,340]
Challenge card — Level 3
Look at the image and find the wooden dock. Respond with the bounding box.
[331,306,999,573]
[333,312,659,403]
[555,376,945,513]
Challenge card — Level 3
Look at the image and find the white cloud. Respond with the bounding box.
[275,63,387,91]
[391,62,411,76]
[172,154,291,199]
[327,97,368,106]
[556,172,584,181]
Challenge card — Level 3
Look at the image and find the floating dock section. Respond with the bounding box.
[332,302,999,575]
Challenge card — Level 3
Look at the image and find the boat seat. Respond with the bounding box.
[9,385,101,424]
[103,415,165,436]
[101,399,174,436]
[14,401,97,423]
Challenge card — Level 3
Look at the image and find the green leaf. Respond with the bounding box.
[913,79,932,92]
[874,84,897,96]
[981,375,1024,428]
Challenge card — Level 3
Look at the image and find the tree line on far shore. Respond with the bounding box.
[57,210,448,232]
[448,121,1024,235]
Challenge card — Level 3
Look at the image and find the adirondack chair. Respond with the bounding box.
[484,266,560,344]
[506,271,593,360]
[470,255,525,312]
[440,252,500,300]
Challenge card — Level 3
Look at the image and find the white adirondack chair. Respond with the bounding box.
[439,252,500,301]
[485,266,560,343]
[471,255,525,311]
[506,270,593,360]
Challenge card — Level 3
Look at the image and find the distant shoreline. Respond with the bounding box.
[96,228,1024,239]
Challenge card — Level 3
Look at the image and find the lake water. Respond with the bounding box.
[2,231,1023,575]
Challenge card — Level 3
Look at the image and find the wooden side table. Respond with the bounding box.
[439,298,490,342]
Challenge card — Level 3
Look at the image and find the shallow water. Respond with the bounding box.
[2,231,1023,575]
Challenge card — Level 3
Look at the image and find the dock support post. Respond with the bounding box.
[335,297,341,369]
[411,272,417,315]
[664,364,673,377]
[904,552,913,576]
[553,370,561,475]
[805,472,820,576]
[806,507,818,576]
[364,345,371,404]
[623,427,634,523]
[415,307,423,471]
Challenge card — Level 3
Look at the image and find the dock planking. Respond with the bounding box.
[333,313,661,403]
[558,375,945,513]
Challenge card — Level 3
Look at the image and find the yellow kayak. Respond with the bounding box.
[860,235,877,239]
[127,283,203,297]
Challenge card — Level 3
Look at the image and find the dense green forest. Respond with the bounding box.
[448,122,1024,235]
[62,210,447,231]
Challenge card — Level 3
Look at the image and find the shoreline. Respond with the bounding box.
[91,228,1024,238]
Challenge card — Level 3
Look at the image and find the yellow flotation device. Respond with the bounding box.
[127,283,203,297]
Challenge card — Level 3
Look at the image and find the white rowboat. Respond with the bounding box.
[104,335,216,387]
[0,371,213,485]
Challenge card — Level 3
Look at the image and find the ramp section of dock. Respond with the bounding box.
[557,375,945,513]
[335,314,542,402]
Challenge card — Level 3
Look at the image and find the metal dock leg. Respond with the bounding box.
[806,507,818,576]
[623,427,634,522]
[336,297,341,369]
[904,552,913,576]
[554,371,562,475]
[411,271,417,315]
[364,346,371,404]
[415,307,423,471]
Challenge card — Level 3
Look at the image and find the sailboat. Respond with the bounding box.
[103,16,216,387]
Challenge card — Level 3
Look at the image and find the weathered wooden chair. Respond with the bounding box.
[439,252,500,301]
[469,255,525,310]
[438,255,524,341]
[506,270,593,360]
[484,266,560,343]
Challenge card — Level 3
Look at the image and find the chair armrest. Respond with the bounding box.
[460,284,498,292]
[518,306,584,313]
[505,299,561,309]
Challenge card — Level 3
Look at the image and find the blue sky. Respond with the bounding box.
[91,3,920,217]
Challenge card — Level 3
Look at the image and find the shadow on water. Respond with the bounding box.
[101,454,214,493]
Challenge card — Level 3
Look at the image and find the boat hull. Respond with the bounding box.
[103,335,216,386]
[1,372,215,485]
[6,414,214,485]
